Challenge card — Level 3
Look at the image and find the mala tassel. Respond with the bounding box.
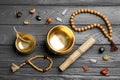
[110,40,118,51]
[11,63,20,72]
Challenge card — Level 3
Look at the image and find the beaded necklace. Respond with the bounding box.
[69,9,118,51]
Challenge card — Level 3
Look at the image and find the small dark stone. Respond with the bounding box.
[99,47,105,53]
[36,15,42,21]
[16,12,22,18]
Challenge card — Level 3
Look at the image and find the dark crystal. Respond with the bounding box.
[36,15,42,21]
[99,47,105,53]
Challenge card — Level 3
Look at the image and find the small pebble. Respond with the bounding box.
[23,19,30,25]
[16,12,22,18]
[100,68,109,75]
[82,66,89,72]
[99,47,105,53]
[36,15,42,21]
[29,8,36,14]
[89,59,97,63]
[62,9,67,16]
[102,55,109,61]
[56,17,63,22]
[46,18,52,23]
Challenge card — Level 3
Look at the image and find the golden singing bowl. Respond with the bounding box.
[47,25,75,55]
[15,32,36,54]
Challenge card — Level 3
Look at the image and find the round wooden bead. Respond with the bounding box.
[70,19,73,23]
[109,30,112,33]
[78,28,81,31]
[109,37,112,41]
[105,34,109,38]
[102,15,106,18]
[108,27,112,30]
[104,17,108,21]
[90,24,94,28]
[78,10,81,13]
[107,23,111,27]
[81,28,84,31]
[109,33,112,36]
[87,26,91,29]
[72,25,75,28]
[93,10,97,14]
[76,28,80,32]
[74,27,78,31]
[72,13,76,16]
[71,22,74,25]
[81,9,84,12]
[96,24,100,26]
[70,16,74,19]
[102,28,106,32]
[90,10,94,13]
[99,26,103,29]
[100,13,103,17]
[84,26,88,30]
[104,31,108,35]
[84,9,88,12]
[106,20,110,24]
[96,12,100,15]
[75,11,78,14]
[93,23,97,27]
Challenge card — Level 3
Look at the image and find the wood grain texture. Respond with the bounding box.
[0,0,120,80]
[0,45,120,80]
[0,6,120,25]
[0,0,120,6]
[0,25,119,45]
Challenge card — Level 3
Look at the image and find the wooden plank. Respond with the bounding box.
[0,45,120,68]
[0,6,120,25]
[0,0,120,6]
[0,24,119,45]
[0,45,120,80]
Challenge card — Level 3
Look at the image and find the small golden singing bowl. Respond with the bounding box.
[15,32,36,54]
[47,25,75,55]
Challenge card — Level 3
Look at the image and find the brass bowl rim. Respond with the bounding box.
[15,33,36,54]
[47,25,75,55]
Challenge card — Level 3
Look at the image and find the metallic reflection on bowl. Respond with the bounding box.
[15,32,36,54]
[47,25,75,55]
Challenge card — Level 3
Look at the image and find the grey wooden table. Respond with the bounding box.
[0,0,120,80]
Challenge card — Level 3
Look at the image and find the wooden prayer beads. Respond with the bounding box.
[69,9,118,51]
[11,55,53,72]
